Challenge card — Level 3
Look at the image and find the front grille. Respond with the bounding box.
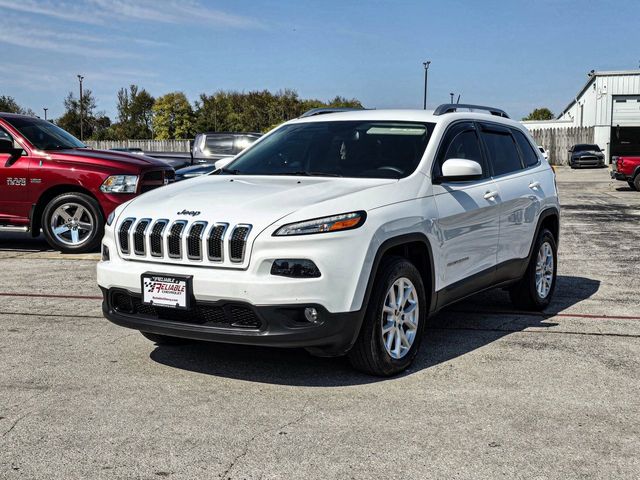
[110,290,262,330]
[118,218,135,254]
[187,222,207,260]
[149,220,168,257]
[140,169,175,193]
[207,224,228,261]
[133,219,150,255]
[168,221,187,258]
[229,225,251,263]
[116,218,251,264]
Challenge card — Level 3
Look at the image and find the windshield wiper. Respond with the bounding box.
[220,168,242,175]
[279,171,342,177]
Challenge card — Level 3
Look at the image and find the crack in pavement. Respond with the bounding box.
[1,411,32,439]
[219,400,312,479]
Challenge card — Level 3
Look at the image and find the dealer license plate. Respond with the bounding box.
[141,273,192,309]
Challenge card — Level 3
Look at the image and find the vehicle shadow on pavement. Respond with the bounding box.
[148,275,599,386]
[0,232,51,252]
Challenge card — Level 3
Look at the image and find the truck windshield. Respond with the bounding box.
[223,121,435,178]
[5,117,86,150]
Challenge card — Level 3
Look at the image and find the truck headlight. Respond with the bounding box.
[100,175,138,194]
[273,211,366,236]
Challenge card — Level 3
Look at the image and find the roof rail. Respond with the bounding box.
[433,103,510,119]
[299,107,364,118]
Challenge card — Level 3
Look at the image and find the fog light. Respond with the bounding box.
[304,307,319,324]
[101,244,110,261]
[271,259,321,278]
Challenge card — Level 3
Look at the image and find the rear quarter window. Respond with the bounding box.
[512,129,540,168]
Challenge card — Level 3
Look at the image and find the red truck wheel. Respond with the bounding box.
[41,192,104,253]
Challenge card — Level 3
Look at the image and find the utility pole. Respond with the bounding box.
[43,108,48,121]
[77,75,84,140]
[422,61,431,110]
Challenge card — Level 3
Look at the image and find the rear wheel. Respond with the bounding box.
[509,229,557,311]
[627,179,637,191]
[348,256,427,376]
[633,175,640,191]
[41,192,103,253]
[140,331,191,345]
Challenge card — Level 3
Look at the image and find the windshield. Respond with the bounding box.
[223,121,435,178]
[5,117,86,150]
[574,144,600,152]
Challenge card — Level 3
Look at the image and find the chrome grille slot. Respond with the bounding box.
[167,221,187,258]
[149,220,168,257]
[187,221,207,260]
[229,225,252,263]
[133,219,151,255]
[118,218,135,254]
[207,223,228,261]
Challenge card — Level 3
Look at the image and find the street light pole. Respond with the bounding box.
[450,92,454,104]
[422,61,431,110]
[77,75,84,140]
[43,108,48,121]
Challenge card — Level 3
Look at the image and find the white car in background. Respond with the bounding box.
[538,146,549,161]
[98,104,560,376]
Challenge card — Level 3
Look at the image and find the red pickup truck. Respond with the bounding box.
[611,156,640,191]
[0,112,174,253]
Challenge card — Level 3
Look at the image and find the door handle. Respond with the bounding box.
[528,181,541,189]
[483,190,499,200]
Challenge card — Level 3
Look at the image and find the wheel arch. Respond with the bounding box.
[30,184,104,236]
[360,233,437,317]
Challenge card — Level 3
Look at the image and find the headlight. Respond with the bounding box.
[106,211,115,226]
[273,211,366,236]
[100,175,138,193]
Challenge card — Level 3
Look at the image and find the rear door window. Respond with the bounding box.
[480,126,523,176]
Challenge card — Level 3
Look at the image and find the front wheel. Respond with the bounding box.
[41,192,104,253]
[509,229,557,311]
[348,256,427,376]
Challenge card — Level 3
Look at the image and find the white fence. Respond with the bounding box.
[85,139,191,152]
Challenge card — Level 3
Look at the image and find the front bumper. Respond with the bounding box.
[101,287,363,356]
[572,156,605,167]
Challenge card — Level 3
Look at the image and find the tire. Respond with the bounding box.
[509,229,557,311]
[140,331,191,345]
[348,256,427,376]
[627,180,637,191]
[41,192,104,254]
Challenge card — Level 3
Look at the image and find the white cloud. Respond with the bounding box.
[0,0,262,28]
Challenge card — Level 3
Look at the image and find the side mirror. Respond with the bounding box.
[0,139,23,166]
[439,158,483,182]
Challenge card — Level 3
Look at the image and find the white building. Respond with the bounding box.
[522,70,640,163]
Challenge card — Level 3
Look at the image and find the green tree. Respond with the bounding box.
[56,90,108,139]
[152,92,194,139]
[523,108,555,121]
[111,85,155,139]
[0,95,35,115]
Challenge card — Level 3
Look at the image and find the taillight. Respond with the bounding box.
[617,157,624,169]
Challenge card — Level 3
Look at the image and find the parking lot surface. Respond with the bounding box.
[1,167,639,479]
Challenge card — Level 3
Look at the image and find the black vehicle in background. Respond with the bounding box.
[569,144,606,168]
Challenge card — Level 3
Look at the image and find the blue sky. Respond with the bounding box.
[1,0,639,121]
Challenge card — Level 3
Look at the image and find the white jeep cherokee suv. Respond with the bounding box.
[98,104,559,376]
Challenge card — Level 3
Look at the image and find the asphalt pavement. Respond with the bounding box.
[1,166,638,479]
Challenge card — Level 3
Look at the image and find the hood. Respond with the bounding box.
[47,148,171,169]
[119,174,397,233]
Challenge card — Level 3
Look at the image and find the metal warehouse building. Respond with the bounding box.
[523,70,640,164]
